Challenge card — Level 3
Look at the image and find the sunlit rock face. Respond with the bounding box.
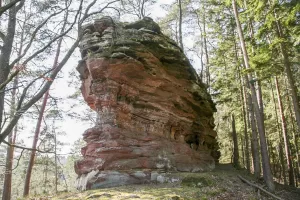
[74,16,219,190]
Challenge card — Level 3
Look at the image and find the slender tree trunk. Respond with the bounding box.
[23,91,49,196]
[202,6,210,88]
[242,86,250,172]
[178,0,183,51]
[193,8,204,82]
[54,128,58,194]
[2,76,18,200]
[275,77,295,186]
[249,95,261,178]
[0,4,18,130]
[285,80,300,185]
[140,0,145,18]
[270,80,287,185]
[232,114,239,168]
[256,80,264,120]
[273,9,300,134]
[23,13,66,195]
[235,39,250,172]
[44,155,49,194]
[232,0,275,191]
[267,140,275,174]
[2,18,25,198]
[240,37,260,179]
[241,136,245,167]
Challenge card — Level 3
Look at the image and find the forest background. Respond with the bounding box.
[0,0,299,199]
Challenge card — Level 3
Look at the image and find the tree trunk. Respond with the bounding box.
[270,80,287,185]
[248,95,261,179]
[236,41,250,172]
[140,0,145,18]
[2,76,18,200]
[285,79,300,185]
[23,91,49,196]
[23,16,66,195]
[232,114,239,168]
[241,136,245,167]
[232,0,275,191]
[275,77,295,186]
[202,6,210,88]
[178,0,183,51]
[54,129,58,194]
[256,80,264,120]
[242,86,250,172]
[0,4,18,130]
[273,10,300,135]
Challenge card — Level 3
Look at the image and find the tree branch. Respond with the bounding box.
[0,0,121,144]
[238,175,283,200]
[0,0,21,16]
[9,8,66,70]
[2,140,55,153]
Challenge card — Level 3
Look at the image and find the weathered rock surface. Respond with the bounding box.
[75,16,219,190]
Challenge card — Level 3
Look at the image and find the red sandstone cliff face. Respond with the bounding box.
[75,17,219,190]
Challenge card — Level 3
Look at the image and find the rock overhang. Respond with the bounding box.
[74,16,219,190]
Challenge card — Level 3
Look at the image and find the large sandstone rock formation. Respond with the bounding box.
[75,17,219,190]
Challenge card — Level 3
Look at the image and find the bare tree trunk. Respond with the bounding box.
[54,128,58,194]
[202,6,210,88]
[178,0,183,51]
[232,0,274,191]
[270,80,287,185]
[241,85,250,172]
[0,4,18,130]
[241,136,245,167]
[273,8,300,134]
[268,140,275,174]
[2,76,18,200]
[239,36,260,179]
[235,37,250,172]
[256,80,264,120]
[23,15,66,195]
[140,0,145,18]
[285,79,300,185]
[248,95,261,179]
[275,77,295,186]
[232,114,239,168]
[23,91,49,196]
[2,17,25,198]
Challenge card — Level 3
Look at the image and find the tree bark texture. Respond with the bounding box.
[270,80,287,185]
[178,0,184,51]
[2,76,18,200]
[275,77,294,186]
[232,114,239,168]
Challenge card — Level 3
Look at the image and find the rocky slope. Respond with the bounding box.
[74,16,219,190]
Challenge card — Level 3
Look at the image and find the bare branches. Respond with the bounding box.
[9,8,66,70]
[2,140,55,154]
[0,0,121,144]
[0,0,21,16]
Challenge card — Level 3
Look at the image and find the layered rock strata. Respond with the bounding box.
[75,16,219,190]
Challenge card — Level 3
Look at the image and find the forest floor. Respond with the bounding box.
[25,164,300,200]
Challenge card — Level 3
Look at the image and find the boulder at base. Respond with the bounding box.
[74,16,219,190]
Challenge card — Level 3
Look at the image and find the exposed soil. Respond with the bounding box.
[25,164,300,200]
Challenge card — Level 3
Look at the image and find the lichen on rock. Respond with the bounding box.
[74,16,220,190]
